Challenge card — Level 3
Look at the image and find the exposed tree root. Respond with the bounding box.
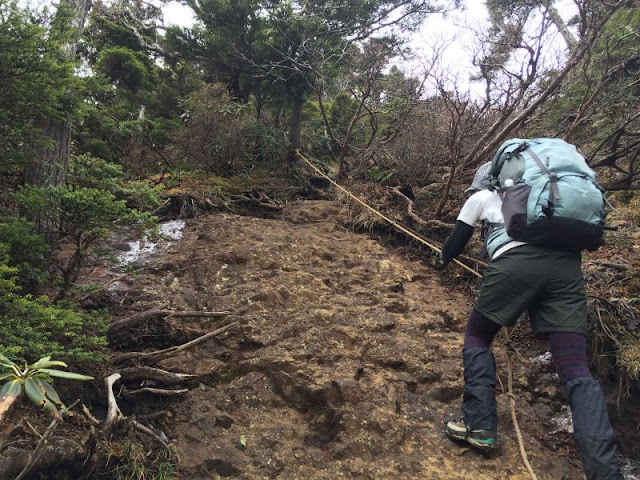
[118,366,196,385]
[112,321,239,365]
[230,190,283,211]
[107,304,230,334]
[103,373,167,446]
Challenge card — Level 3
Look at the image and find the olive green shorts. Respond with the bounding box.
[474,244,588,336]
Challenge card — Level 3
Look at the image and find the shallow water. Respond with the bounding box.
[118,219,186,265]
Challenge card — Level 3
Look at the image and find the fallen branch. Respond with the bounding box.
[118,367,196,385]
[163,311,233,318]
[123,387,189,397]
[230,190,283,211]
[390,186,454,229]
[107,303,169,334]
[112,322,239,365]
[107,305,231,334]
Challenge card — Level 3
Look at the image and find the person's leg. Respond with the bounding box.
[446,309,502,448]
[547,332,623,480]
[448,247,542,449]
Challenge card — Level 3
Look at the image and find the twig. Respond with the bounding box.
[123,387,189,397]
[390,186,454,229]
[14,400,79,480]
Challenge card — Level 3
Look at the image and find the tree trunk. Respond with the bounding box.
[25,0,91,189]
[23,0,92,242]
[24,115,72,189]
[289,94,304,151]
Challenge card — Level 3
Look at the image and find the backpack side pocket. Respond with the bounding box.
[501,183,531,240]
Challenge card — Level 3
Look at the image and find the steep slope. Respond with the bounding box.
[111,200,590,479]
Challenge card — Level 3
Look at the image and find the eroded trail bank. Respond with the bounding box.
[111,200,590,479]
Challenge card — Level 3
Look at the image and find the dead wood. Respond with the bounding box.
[102,373,168,446]
[589,261,628,272]
[118,367,196,385]
[107,303,169,334]
[391,186,455,230]
[163,310,232,318]
[103,373,125,433]
[230,190,283,211]
[107,304,230,334]
[112,321,239,365]
[122,387,189,397]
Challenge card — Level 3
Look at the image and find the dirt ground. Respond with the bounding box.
[96,198,621,480]
[5,198,637,479]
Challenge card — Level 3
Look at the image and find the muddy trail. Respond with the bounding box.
[91,200,628,479]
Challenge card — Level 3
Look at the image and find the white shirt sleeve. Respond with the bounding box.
[456,190,488,227]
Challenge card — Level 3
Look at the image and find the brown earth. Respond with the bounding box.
[101,199,597,479]
[5,198,635,479]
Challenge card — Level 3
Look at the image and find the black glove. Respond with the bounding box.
[432,250,447,269]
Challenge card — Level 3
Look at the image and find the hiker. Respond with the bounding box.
[440,158,623,480]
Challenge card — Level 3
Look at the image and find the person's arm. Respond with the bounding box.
[441,220,474,265]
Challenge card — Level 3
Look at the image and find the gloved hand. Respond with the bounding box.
[432,250,447,270]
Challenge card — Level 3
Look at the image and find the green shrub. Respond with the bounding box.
[0,217,49,294]
[15,184,155,296]
[0,257,106,364]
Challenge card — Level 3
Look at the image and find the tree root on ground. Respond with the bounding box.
[230,190,283,211]
[107,304,230,335]
[112,321,239,365]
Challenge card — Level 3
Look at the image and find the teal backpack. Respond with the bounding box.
[487,138,606,252]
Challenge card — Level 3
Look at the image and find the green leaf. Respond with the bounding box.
[24,378,61,419]
[240,435,247,447]
[0,379,23,398]
[29,356,53,369]
[24,377,46,407]
[0,373,15,382]
[37,369,93,381]
[33,378,63,408]
[0,352,15,365]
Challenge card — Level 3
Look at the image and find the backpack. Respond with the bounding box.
[488,138,606,252]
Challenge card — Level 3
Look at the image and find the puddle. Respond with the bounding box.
[624,458,640,480]
[118,220,186,265]
[551,405,639,479]
[531,351,553,367]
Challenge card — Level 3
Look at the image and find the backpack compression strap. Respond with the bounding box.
[522,146,562,217]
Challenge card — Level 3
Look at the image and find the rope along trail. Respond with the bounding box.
[296,152,481,277]
[296,151,538,480]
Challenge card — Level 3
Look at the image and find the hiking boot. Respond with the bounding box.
[445,419,497,449]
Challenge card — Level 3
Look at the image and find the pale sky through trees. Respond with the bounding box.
[159,0,577,97]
